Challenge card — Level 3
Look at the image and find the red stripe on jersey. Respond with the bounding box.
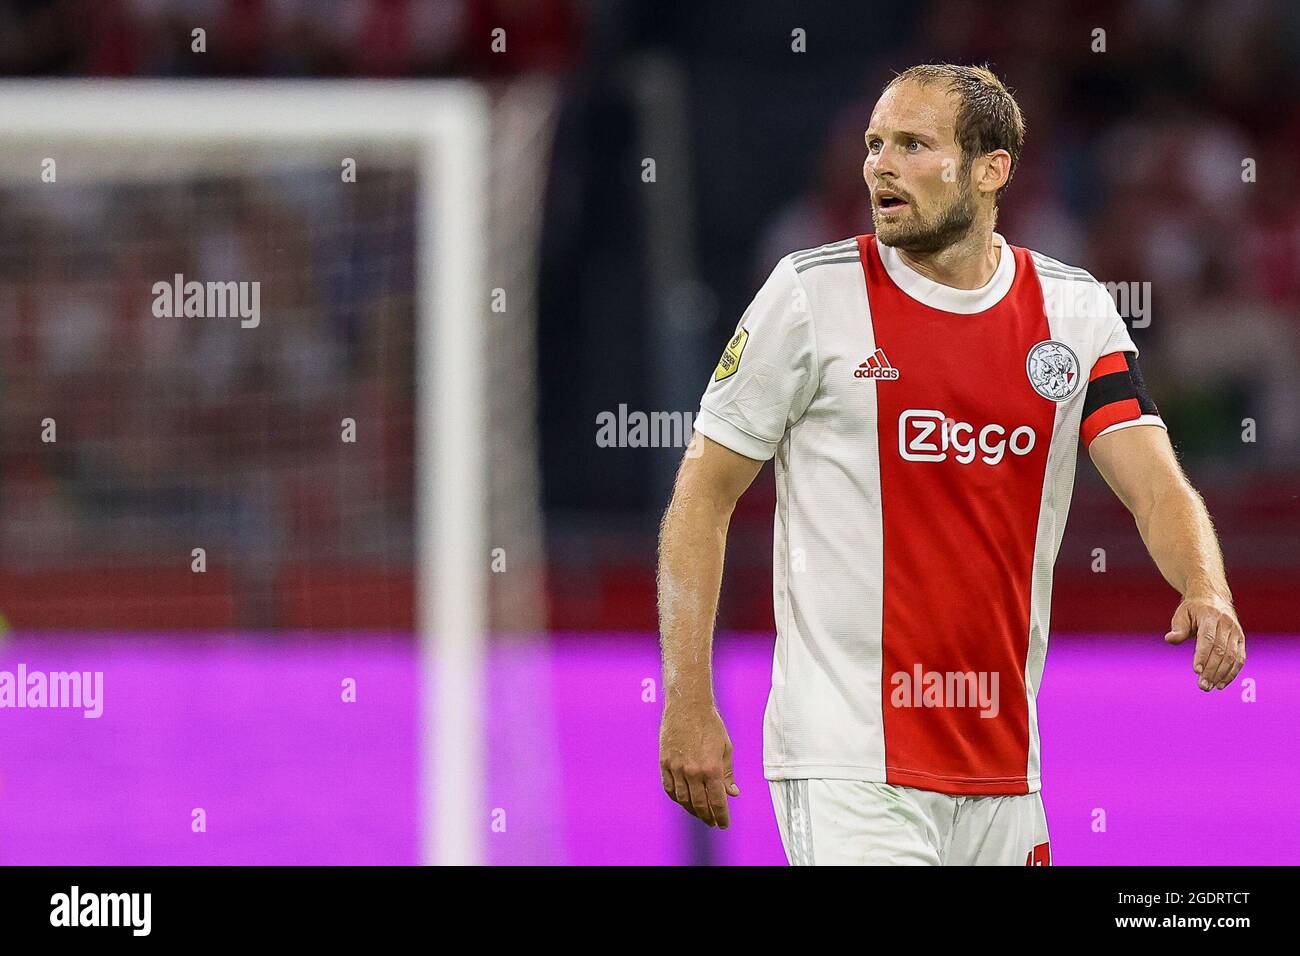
[1089,351,1128,380]
[1081,397,1141,447]
[859,234,1056,796]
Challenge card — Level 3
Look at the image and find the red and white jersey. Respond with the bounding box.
[696,233,1164,795]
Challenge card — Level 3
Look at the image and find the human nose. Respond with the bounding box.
[868,144,899,182]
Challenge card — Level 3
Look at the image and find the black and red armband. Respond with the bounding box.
[1080,351,1162,448]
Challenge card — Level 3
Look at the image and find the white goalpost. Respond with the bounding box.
[0,80,502,865]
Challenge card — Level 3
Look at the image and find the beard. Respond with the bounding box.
[873,182,978,255]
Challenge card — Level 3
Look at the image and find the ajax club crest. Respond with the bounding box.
[1025,340,1081,401]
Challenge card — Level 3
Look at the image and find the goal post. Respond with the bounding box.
[0,80,521,865]
[419,82,491,869]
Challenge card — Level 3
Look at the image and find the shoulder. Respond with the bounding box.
[1024,246,1107,300]
[1021,245,1138,365]
[785,236,861,276]
[746,237,862,317]
[766,237,863,317]
[1025,247,1098,285]
[1023,245,1119,328]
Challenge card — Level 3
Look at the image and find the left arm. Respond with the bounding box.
[1088,424,1246,692]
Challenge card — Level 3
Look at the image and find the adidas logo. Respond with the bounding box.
[854,348,899,380]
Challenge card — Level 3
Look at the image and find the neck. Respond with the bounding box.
[896,224,1001,290]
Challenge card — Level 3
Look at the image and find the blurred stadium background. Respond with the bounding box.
[0,0,1296,865]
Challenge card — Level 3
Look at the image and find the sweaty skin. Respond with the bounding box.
[657,434,759,828]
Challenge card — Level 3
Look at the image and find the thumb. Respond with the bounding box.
[724,762,741,797]
[1164,603,1194,644]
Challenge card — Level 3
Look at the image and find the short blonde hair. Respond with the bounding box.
[885,63,1026,204]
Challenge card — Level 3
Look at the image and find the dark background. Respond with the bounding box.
[0,0,1296,635]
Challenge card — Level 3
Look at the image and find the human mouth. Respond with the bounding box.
[875,189,909,214]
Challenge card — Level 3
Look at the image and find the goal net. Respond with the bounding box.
[0,80,554,864]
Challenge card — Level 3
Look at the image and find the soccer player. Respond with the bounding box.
[656,64,1246,865]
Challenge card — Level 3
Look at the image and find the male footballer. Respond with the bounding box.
[656,64,1246,865]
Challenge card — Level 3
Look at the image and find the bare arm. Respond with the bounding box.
[1088,424,1246,691]
[657,431,763,828]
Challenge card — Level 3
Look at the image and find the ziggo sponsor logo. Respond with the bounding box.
[899,409,1036,465]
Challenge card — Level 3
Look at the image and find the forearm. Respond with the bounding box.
[657,491,732,710]
[1135,478,1230,602]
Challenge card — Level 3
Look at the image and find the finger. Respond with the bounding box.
[668,768,695,817]
[661,767,678,800]
[1196,624,1220,690]
[1189,615,1214,676]
[1165,603,1194,645]
[1208,617,1238,688]
[724,762,741,797]
[687,773,718,827]
[704,773,731,829]
[1220,629,1247,688]
[1198,620,1227,690]
[1209,621,1238,688]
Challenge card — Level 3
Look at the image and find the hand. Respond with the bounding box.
[659,701,741,828]
[1164,592,1246,692]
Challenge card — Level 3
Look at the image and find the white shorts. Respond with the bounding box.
[769,778,1051,866]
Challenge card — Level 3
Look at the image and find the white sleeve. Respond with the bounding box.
[1084,281,1166,445]
[695,256,818,462]
[1094,281,1140,359]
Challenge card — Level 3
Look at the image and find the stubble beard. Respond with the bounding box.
[874,183,979,255]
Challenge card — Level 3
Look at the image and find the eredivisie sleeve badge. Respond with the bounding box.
[714,327,749,382]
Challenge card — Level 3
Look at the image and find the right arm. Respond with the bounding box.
[657,432,762,828]
[657,252,814,828]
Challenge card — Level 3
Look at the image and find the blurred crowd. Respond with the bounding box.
[0,0,1296,630]
[0,171,417,580]
[751,0,1300,468]
[535,0,1300,627]
[0,0,582,77]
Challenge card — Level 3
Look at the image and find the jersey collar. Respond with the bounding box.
[876,231,1016,314]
